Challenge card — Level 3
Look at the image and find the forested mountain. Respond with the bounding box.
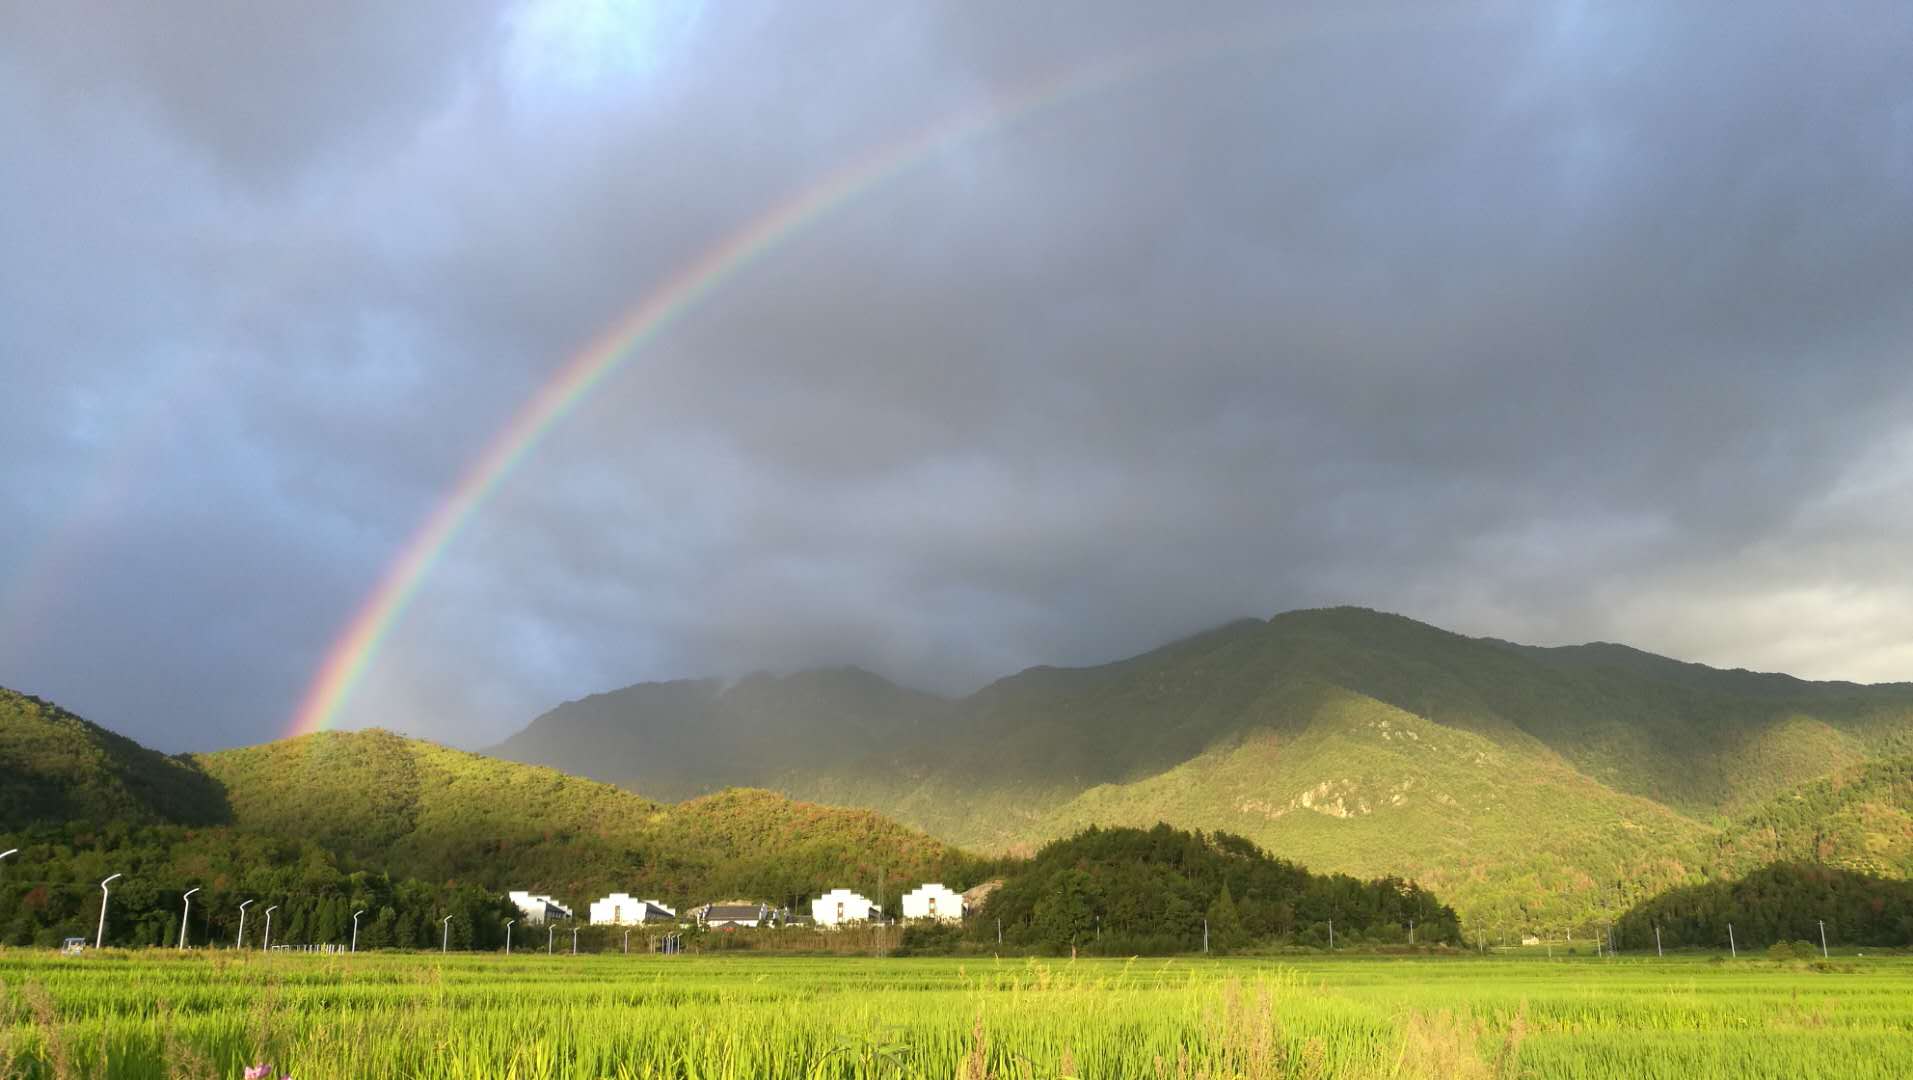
[488,607,1913,928]
[0,697,978,948]
[0,687,228,827]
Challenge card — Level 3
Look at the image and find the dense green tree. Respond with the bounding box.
[974,824,1459,954]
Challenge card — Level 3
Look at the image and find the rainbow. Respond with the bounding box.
[286,19,1330,738]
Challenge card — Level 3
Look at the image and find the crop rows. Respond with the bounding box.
[2,952,1910,1078]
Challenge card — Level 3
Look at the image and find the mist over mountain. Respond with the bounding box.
[489,607,1913,925]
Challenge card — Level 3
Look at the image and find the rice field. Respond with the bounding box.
[2,950,1909,1079]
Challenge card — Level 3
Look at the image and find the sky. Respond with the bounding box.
[3,1,1911,752]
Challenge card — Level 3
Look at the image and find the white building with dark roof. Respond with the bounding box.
[507,891,573,926]
[589,893,676,926]
[811,888,875,927]
[697,903,771,928]
[901,883,963,923]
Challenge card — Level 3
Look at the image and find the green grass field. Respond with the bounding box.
[2,951,1910,1079]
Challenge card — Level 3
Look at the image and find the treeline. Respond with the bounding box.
[964,824,1459,954]
[0,823,512,950]
[1615,861,1913,950]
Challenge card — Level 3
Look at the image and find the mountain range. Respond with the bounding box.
[8,606,1909,933]
[489,607,1913,928]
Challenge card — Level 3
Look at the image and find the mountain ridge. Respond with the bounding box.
[487,606,1913,926]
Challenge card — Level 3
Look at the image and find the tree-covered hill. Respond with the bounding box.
[1615,861,1913,951]
[188,729,977,909]
[972,823,1461,954]
[0,687,228,827]
[1707,757,1913,880]
[0,692,983,947]
[486,607,1913,930]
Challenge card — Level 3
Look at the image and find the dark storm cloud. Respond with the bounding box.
[3,2,1911,751]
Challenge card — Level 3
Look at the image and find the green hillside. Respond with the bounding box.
[488,607,1913,929]
[0,693,978,928]
[0,687,228,827]
[189,729,975,908]
[1708,757,1913,880]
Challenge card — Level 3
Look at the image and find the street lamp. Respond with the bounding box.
[623,929,630,955]
[547,924,555,955]
[571,925,579,955]
[262,905,279,951]
[237,900,254,949]
[352,910,365,953]
[178,888,201,950]
[96,873,123,949]
[505,919,515,955]
[442,914,454,953]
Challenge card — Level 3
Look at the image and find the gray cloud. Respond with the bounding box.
[3,1,1911,751]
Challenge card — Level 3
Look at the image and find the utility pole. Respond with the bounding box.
[179,888,200,949]
[1409,918,1415,946]
[237,900,254,949]
[352,910,365,953]
[263,905,279,951]
[1654,925,1662,958]
[1203,918,1210,954]
[996,918,1001,946]
[1819,920,1829,958]
[442,915,453,953]
[96,873,123,949]
[1728,923,1736,959]
[505,919,514,955]
[1328,919,1334,951]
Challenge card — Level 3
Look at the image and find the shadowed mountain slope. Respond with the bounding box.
[0,686,229,827]
[488,608,1913,926]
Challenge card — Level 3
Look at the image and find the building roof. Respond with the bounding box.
[704,903,767,921]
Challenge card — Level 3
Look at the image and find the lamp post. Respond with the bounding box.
[262,905,279,951]
[178,888,201,949]
[547,925,555,955]
[505,919,515,955]
[352,910,365,953]
[623,929,630,955]
[442,915,454,953]
[237,900,254,949]
[571,925,579,955]
[96,873,123,949]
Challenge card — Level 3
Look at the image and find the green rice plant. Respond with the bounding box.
[1,950,1910,1078]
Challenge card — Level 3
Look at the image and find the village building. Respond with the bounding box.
[901,883,963,923]
[696,902,772,929]
[811,888,875,927]
[507,891,573,926]
[588,893,676,926]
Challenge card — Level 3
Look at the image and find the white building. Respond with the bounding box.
[901,883,963,923]
[697,903,772,928]
[589,893,676,926]
[508,891,573,926]
[811,888,875,927]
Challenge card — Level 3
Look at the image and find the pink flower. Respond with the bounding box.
[244,1066,272,1079]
